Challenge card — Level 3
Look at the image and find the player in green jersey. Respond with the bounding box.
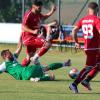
[0,48,71,82]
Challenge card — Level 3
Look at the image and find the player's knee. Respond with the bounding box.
[44,42,51,49]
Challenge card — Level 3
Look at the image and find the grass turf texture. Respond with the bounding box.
[0,44,100,100]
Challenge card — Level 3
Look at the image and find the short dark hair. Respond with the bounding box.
[34,0,43,6]
[88,2,99,11]
[1,49,9,57]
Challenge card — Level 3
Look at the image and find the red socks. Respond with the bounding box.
[22,58,30,66]
[38,47,49,57]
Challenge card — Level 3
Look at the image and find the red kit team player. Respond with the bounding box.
[69,2,100,93]
[21,1,56,66]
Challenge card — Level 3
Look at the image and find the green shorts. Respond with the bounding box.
[21,65,44,80]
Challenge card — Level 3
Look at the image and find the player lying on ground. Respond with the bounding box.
[21,0,56,66]
[69,2,100,93]
[0,48,71,81]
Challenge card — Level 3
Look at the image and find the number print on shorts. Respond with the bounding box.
[82,24,93,39]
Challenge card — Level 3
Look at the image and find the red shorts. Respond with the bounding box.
[26,37,45,54]
[96,52,100,64]
[21,32,45,54]
[85,50,99,67]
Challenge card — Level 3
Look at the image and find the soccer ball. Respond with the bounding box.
[69,68,79,79]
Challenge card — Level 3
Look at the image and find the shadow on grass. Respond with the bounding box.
[91,80,100,83]
[53,79,73,82]
[0,90,100,95]
[53,79,100,83]
[78,92,100,95]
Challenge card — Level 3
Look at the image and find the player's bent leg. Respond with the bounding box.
[31,41,51,65]
[70,50,97,93]
[81,53,100,90]
[22,52,34,66]
[22,53,31,66]
[22,45,36,66]
[85,65,99,82]
[69,66,92,93]
[37,41,51,57]
[43,59,71,72]
[73,66,93,85]
[81,64,100,91]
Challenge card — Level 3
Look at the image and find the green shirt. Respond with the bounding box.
[5,61,44,80]
[0,53,44,80]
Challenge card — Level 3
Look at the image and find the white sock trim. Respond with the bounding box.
[31,53,39,61]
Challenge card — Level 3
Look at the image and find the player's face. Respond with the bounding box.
[35,5,42,13]
[4,50,13,61]
[87,8,99,15]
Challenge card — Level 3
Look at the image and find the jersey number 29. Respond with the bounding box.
[82,24,93,39]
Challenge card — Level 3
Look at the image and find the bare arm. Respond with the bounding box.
[72,26,80,47]
[15,36,22,56]
[42,5,56,20]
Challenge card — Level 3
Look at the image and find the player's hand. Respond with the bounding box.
[75,43,81,48]
[51,5,56,12]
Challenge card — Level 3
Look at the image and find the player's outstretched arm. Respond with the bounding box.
[72,26,80,48]
[42,5,56,20]
[15,36,22,57]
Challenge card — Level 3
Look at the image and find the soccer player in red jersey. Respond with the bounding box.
[21,1,56,66]
[69,2,100,93]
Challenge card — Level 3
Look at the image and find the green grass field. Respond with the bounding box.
[0,44,100,100]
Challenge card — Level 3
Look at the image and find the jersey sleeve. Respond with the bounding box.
[23,12,32,26]
[0,62,6,73]
[75,19,82,29]
[95,18,100,30]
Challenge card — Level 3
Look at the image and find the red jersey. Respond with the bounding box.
[76,15,100,50]
[22,9,45,44]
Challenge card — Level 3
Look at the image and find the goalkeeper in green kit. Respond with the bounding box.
[0,42,71,82]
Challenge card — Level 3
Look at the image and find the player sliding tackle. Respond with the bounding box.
[0,43,71,81]
[21,0,57,66]
[69,2,100,93]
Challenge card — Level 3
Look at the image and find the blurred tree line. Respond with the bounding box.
[0,0,56,23]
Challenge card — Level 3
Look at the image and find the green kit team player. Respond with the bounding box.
[0,47,71,82]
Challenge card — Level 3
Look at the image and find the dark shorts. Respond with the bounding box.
[85,50,99,66]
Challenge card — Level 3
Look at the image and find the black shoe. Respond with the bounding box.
[81,80,92,91]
